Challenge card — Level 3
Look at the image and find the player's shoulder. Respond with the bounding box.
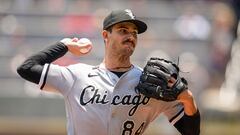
[129,65,143,77]
[132,65,143,72]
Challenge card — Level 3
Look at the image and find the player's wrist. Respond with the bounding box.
[58,41,69,51]
[60,38,71,45]
[177,90,193,101]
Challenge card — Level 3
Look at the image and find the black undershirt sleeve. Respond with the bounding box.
[173,110,201,135]
[17,42,68,84]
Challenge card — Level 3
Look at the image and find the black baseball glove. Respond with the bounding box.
[136,57,188,101]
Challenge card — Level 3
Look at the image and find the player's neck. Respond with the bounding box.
[103,56,132,72]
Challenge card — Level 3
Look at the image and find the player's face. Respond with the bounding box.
[104,22,138,57]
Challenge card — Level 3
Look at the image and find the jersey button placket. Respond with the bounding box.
[104,71,115,135]
[109,75,119,135]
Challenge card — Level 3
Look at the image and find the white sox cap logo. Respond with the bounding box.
[125,9,135,19]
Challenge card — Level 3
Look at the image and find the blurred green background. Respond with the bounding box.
[0,0,240,134]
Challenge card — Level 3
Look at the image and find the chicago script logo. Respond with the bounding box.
[79,85,150,116]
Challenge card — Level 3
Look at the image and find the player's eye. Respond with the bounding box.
[117,28,138,38]
[118,28,129,35]
[131,30,138,38]
[132,30,137,35]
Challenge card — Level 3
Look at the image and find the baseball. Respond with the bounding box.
[78,38,92,44]
[77,38,92,54]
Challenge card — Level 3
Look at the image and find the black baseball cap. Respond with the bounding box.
[103,9,147,34]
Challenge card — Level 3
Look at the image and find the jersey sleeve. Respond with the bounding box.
[38,63,75,96]
[163,101,184,125]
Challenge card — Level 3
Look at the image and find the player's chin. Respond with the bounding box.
[122,43,135,54]
[123,48,134,56]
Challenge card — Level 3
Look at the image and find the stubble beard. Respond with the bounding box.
[120,45,135,59]
[109,40,136,62]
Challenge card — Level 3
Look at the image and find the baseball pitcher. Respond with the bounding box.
[17,9,200,135]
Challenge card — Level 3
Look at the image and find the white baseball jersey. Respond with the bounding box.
[39,63,184,135]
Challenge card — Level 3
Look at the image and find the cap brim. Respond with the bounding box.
[127,19,147,34]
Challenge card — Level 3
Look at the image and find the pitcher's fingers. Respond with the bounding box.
[72,37,79,42]
[79,44,92,54]
[168,77,176,87]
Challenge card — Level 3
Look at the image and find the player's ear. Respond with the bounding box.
[102,30,109,43]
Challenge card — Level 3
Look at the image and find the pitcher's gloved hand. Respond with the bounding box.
[136,57,188,101]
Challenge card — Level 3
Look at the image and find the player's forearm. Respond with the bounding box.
[175,90,200,135]
[178,90,198,116]
[29,42,68,64]
[17,42,68,84]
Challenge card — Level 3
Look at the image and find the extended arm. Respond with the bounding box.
[174,90,200,135]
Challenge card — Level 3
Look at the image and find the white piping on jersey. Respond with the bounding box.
[39,63,49,89]
[170,110,184,125]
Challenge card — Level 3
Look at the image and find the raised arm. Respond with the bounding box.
[17,42,68,84]
[17,38,92,84]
